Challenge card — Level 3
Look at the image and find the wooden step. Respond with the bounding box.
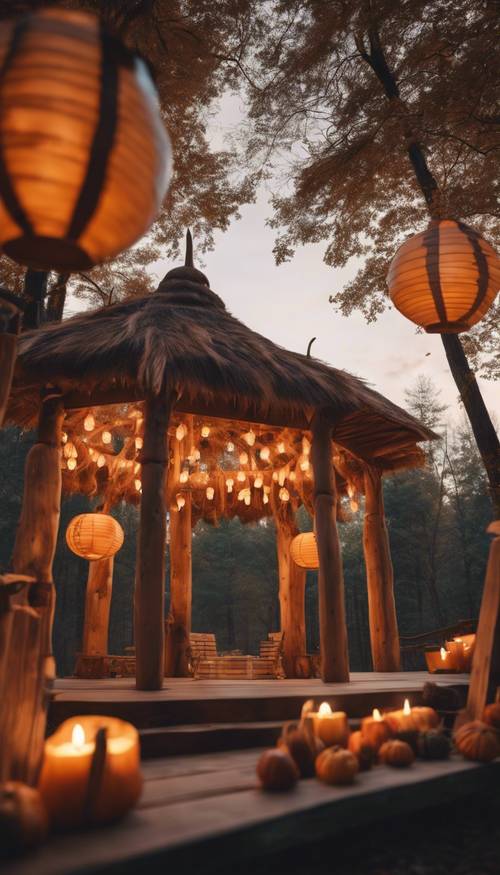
[139,721,284,758]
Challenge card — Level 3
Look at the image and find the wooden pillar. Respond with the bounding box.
[0,289,22,427]
[311,411,349,682]
[135,392,173,690]
[165,492,192,677]
[82,556,114,656]
[12,388,64,661]
[276,522,306,677]
[362,465,401,671]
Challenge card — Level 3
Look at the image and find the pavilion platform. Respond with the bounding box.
[4,747,498,875]
[50,672,469,757]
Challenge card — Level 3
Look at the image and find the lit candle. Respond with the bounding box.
[361,708,391,750]
[38,717,142,830]
[386,699,418,733]
[425,645,455,673]
[446,639,467,672]
[308,702,350,747]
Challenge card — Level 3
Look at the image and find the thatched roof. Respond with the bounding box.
[8,237,435,470]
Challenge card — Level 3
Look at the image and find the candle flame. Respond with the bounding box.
[440,647,447,660]
[372,708,382,722]
[403,699,411,715]
[72,723,85,751]
[318,702,332,716]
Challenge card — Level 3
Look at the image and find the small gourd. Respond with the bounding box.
[379,739,415,768]
[417,730,451,761]
[315,747,359,785]
[256,749,299,792]
[277,723,316,778]
[454,721,500,763]
[410,706,440,732]
[0,782,48,858]
[348,731,376,771]
[483,703,500,732]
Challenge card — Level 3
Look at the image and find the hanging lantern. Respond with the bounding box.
[66,513,124,561]
[387,220,500,333]
[0,8,171,272]
[290,532,319,569]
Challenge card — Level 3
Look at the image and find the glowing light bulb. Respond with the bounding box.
[61,432,68,444]
[318,702,332,717]
[135,436,143,450]
[83,414,95,432]
[350,499,359,513]
[237,489,245,501]
[206,486,214,500]
[180,470,189,483]
[239,451,248,465]
[176,494,185,510]
[67,457,77,470]
[403,699,411,715]
[302,436,310,456]
[440,647,447,661]
[373,708,382,722]
[277,441,285,454]
[254,475,263,489]
[102,430,112,445]
[237,471,246,482]
[263,493,269,505]
[278,469,286,486]
[201,425,210,438]
[347,482,355,498]
[176,424,186,441]
[243,430,255,447]
[97,454,106,468]
[193,449,200,462]
[134,478,142,491]
[289,470,296,482]
[279,487,290,501]
[260,446,270,462]
[299,457,309,472]
[244,494,251,505]
[226,441,235,453]
[272,471,278,482]
[226,478,234,493]
[72,723,85,751]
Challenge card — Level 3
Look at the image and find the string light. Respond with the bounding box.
[67,457,77,471]
[302,436,310,456]
[260,446,270,462]
[254,475,263,489]
[243,429,255,447]
[180,470,189,483]
[176,494,185,510]
[263,493,269,505]
[206,486,215,500]
[279,487,290,502]
[61,432,68,444]
[102,430,112,445]
[350,499,359,513]
[347,482,355,498]
[135,436,143,450]
[201,425,210,438]
[226,478,234,493]
[83,413,95,432]
[97,454,106,468]
[226,441,235,452]
[176,423,187,441]
[299,457,310,472]
[134,462,141,473]
[134,478,142,492]
[239,451,248,465]
[277,441,285,454]
[272,471,278,482]
[244,494,251,506]
[289,470,296,482]
[63,442,77,459]
[237,471,246,482]
[278,468,286,486]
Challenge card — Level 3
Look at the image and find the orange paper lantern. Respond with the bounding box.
[0,8,171,271]
[387,220,500,333]
[290,532,319,569]
[66,513,124,561]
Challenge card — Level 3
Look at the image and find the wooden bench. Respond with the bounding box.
[192,632,284,680]
[400,620,477,670]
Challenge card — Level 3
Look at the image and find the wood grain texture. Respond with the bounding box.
[164,491,192,678]
[363,465,400,671]
[276,523,306,677]
[465,532,500,718]
[135,392,173,690]
[81,557,114,657]
[311,412,349,682]
[0,332,17,426]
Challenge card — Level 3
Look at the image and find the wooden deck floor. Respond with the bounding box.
[5,748,498,875]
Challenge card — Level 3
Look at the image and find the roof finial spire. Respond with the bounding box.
[185,229,193,268]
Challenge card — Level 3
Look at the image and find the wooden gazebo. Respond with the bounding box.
[7,238,435,689]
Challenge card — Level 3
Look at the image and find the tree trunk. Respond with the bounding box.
[363,465,400,671]
[22,269,48,330]
[82,557,114,656]
[311,411,349,682]
[164,491,192,677]
[46,272,70,323]
[276,521,306,677]
[0,289,22,427]
[135,392,173,690]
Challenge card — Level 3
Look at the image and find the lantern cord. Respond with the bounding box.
[185,229,194,268]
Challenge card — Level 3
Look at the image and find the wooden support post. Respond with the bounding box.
[12,388,64,660]
[363,465,401,671]
[276,521,306,678]
[463,522,500,720]
[0,289,22,427]
[165,492,192,677]
[135,393,173,690]
[311,411,349,682]
[82,557,114,656]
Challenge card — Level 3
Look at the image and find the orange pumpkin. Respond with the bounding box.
[277,724,316,778]
[348,731,376,771]
[315,747,359,785]
[256,749,298,792]
[454,721,500,763]
[379,740,415,768]
[483,703,500,732]
[0,782,48,858]
[410,706,440,732]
